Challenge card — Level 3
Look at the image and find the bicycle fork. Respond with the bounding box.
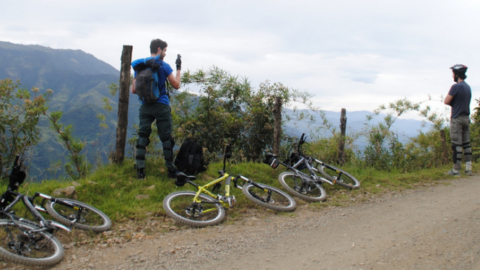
[217,177,236,207]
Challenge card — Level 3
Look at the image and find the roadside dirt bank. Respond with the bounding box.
[3,176,480,270]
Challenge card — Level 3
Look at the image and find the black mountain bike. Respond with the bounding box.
[0,156,69,266]
[295,133,361,189]
[264,137,329,202]
[266,134,360,195]
[0,156,112,266]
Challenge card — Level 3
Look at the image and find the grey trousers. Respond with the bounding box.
[450,116,472,171]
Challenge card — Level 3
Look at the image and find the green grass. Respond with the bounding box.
[0,158,469,228]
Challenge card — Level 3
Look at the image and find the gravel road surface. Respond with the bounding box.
[2,176,480,270]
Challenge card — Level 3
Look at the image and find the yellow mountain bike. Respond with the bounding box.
[163,145,296,227]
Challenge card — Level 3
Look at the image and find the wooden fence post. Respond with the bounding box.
[338,108,347,165]
[440,129,449,164]
[273,97,282,156]
[114,45,133,164]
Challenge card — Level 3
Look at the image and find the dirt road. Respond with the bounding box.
[4,176,480,270]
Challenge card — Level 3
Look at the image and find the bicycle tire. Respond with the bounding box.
[45,198,112,232]
[163,191,225,227]
[242,182,297,212]
[316,163,361,189]
[278,171,327,202]
[0,219,64,267]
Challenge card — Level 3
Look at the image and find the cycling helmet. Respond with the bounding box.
[450,64,468,71]
[450,64,467,82]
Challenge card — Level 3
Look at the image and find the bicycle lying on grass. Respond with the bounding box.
[163,145,297,227]
[264,133,360,202]
[292,133,360,190]
[0,156,112,267]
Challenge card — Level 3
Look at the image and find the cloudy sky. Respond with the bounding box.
[2,0,479,119]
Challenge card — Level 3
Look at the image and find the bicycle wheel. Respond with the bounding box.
[45,199,112,232]
[0,219,64,267]
[278,171,327,202]
[242,182,297,212]
[163,191,225,227]
[316,163,361,189]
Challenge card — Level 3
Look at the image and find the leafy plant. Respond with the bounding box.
[469,98,480,160]
[46,111,90,179]
[174,67,320,163]
[0,79,52,176]
[362,98,420,170]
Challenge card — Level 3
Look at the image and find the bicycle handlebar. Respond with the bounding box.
[10,155,21,175]
[297,133,307,155]
[12,156,19,168]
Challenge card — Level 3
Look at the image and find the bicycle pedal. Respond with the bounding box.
[219,195,236,207]
[294,186,307,194]
[227,195,236,207]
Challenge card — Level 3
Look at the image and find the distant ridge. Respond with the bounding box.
[0,41,118,78]
[0,41,127,180]
[283,108,432,150]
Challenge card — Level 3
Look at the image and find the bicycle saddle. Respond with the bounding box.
[175,172,196,187]
[263,153,279,169]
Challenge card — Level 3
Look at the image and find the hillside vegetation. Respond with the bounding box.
[0,41,142,179]
[0,156,457,225]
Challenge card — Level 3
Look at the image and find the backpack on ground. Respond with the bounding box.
[175,139,207,175]
[132,56,167,103]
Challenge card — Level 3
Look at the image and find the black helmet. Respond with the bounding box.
[450,64,468,72]
[450,64,467,82]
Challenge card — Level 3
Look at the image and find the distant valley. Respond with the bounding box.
[0,41,430,180]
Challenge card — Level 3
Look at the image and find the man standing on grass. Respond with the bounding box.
[444,64,472,176]
[131,39,182,179]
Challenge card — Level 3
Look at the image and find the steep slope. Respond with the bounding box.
[0,41,140,180]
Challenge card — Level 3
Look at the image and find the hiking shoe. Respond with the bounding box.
[137,168,145,180]
[465,170,473,176]
[168,169,178,179]
[446,169,460,176]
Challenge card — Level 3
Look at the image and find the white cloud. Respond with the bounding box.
[1,0,479,121]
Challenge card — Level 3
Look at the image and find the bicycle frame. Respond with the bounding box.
[179,143,281,212]
[184,172,278,212]
[283,133,336,186]
[278,155,334,186]
[1,155,86,231]
[0,190,71,233]
[185,173,233,209]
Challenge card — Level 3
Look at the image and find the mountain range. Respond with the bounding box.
[0,41,141,179]
[283,109,431,151]
[0,41,430,179]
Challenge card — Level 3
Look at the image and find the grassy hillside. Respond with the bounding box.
[0,158,460,225]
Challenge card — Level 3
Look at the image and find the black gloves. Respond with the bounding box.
[176,54,182,70]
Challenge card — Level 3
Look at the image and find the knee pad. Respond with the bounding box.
[138,133,150,146]
[136,145,146,160]
[136,134,150,160]
[162,136,175,150]
[162,136,175,161]
[451,144,463,163]
[463,142,472,155]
